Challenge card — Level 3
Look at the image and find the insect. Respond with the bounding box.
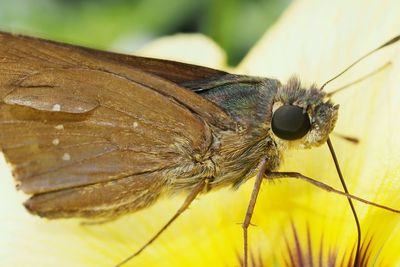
[0,31,399,267]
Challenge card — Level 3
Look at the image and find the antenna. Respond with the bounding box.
[320,35,400,91]
[327,62,391,97]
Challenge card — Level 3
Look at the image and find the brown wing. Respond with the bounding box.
[0,32,236,219]
[1,31,229,85]
[87,50,229,85]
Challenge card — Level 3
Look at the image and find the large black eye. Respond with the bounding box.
[271,105,311,140]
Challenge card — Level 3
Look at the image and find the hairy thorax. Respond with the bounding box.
[167,126,280,193]
[210,128,280,189]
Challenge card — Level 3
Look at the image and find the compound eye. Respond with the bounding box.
[271,105,311,140]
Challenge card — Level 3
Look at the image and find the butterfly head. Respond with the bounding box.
[271,76,338,149]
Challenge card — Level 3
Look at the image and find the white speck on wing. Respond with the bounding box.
[52,104,61,112]
[133,121,139,128]
[55,124,64,130]
[52,138,60,145]
[62,153,71,161]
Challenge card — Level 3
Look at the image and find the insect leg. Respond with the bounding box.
[242,157,269,267]
[115,178,207,267]
[264,171,400,213]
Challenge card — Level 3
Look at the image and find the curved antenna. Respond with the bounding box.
[320,35,400,91]
[327,62,391,97]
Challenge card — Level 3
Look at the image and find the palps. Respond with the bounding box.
[0,32,399,267]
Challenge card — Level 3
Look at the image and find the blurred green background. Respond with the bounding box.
[0,0,291,65]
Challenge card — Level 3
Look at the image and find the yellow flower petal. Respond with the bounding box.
[239,0,400,265]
